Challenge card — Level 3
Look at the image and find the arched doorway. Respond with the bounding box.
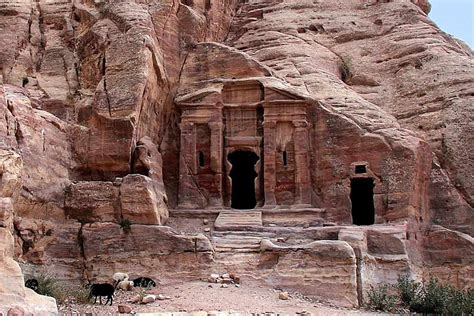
[350,178,375,225]
[228,151,259,209]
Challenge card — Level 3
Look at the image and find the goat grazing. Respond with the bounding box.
[25,278,39,292]
[133,277,156,288]
[89,283,115,305]
[117,280,134,291]
[112,272,129,287]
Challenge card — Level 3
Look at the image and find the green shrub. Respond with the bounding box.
[340,56,353,83]
[369,275,473,314]
[443,285,473,315]
[119,218,132,233]
[395,276,473,315]
[34,275,92,305]
[409,278,447,314]
[396,274,420,307]
[35,274,67,304]
[64,284,91,304]
[366,284,397,312]
[467,288,474,314]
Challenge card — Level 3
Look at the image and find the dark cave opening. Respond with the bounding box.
[351,178,375,225]
[228,151,259,209]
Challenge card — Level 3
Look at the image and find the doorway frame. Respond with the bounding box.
[224,146,263,208]
[348,161,384,225]
[350,177,376,225]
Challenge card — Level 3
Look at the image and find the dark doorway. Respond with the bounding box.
[228,151,259,209]
[350,178,375,225]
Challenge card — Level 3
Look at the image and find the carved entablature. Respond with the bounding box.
[176,80,312,209]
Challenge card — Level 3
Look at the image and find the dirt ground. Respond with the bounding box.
[58,280,383,315]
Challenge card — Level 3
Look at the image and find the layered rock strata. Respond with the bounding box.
[0,151,57,314]
[0,0,472,309]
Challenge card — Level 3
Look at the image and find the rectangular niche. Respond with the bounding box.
[275,122,296,205]
[196,124,211,172]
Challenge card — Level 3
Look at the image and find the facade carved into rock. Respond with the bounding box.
[0,0,472,310]
[177,81,313,209]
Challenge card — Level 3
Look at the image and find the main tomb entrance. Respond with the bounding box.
[228,151,259,209]
[177,81,312,210]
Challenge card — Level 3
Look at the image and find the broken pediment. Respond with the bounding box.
[175,87,223,106]
[264,86,307,102]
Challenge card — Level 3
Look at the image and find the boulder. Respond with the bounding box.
[7,307,25,316]
[0,151,22,199]
[65,181,119,222]
[142,294,156,304]
[279,292,289,300]
[120,175,168,225]
[260,239,358,307]
[118,304,133,313]
[0,200,57,314]
[0,198,14,230]
[208,274,220,283]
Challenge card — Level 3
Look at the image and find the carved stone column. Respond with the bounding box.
[178,121,196,207]
[209,121,224,206]
[263,120,277,207]
[293,120,312,205]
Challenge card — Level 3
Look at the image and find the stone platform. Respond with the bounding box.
[170,207,327,228]
[214,210,263,231]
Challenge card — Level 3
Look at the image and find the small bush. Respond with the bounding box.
[396,274,420,307]
[136,286,149,303]
[34,275,92,305]
[410,278,447,314]
[394,275,473,315]
[443,285,473,315]
[64,285,90,304]
[340,56,353,83]
[366,284,397,312]
[119,219,132,233]
[35,274,67,304]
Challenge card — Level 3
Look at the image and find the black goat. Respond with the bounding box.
[25,278,39,292]
[89,283,114,305]
[133,277,156,288]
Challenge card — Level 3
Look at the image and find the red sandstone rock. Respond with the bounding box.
[422,225,474,289]
[0,199,57,314]
[0,198,14,230]
[65,181,120,223]
[0,151,22,200]
[0,0,472,311]
[260,239,358,306]
[117,304,133,313]
[120,174,168,225]
[7,307,25,316]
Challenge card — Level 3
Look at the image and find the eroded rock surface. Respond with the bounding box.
[0,0,472,310]
[0,151,57,314]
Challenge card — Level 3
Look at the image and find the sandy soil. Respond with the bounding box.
[59,280,383,315]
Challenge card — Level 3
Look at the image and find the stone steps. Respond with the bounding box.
[213,252,262,266]
[212,230,276,238]
[214,211,263,231]
[212,234,263,253]
[211,226,343,254]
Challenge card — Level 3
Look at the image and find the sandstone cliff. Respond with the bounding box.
[0,150,57,314]
[0,0,472,309]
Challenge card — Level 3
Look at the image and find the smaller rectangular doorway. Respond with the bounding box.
[350,178,375,225]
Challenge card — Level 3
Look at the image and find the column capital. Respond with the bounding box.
[293,120,309,128]
[208,121,224,129]
[179,121,194,130]
[263,120,277,128]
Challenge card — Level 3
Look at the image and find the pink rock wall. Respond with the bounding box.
[0,0,472,308]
